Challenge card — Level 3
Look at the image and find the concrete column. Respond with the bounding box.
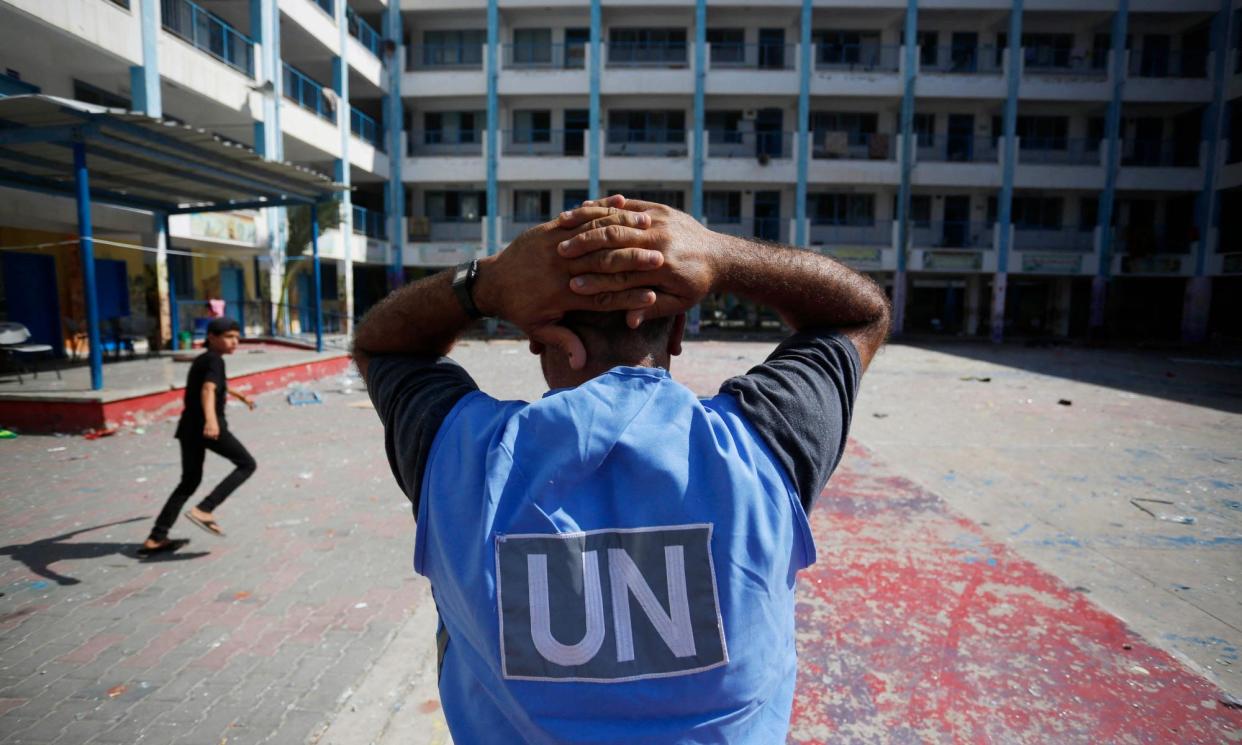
[1093,2,1129,338]
[891,270,908,335]
[1053,276,1072,338]
[1181,276,1212,344]
[892,0,918,325]
[794,0,812,247]
[965,274,982,336]
[384,5,406,290]
[334,2,354,334]
[131,0,162,117]
[990,272,1007,343]
[154,214,171,349]
[992,0,1023,344]
[1089,275,1108,334]
[252,0,286,332]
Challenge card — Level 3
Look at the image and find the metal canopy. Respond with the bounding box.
[0,95,344,213]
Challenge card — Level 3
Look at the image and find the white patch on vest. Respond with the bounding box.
[608,546,696,662]
[527,551,606,667]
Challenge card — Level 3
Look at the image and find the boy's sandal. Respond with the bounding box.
[185,512,225,537]
[137,538,190,556]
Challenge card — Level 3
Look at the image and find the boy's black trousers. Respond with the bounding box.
[150,431,256,540]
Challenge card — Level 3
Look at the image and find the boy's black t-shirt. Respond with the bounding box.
[176,350,228,438]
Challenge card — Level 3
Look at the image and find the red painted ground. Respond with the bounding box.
[790,442,1242,744]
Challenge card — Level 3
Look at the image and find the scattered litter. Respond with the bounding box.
[83,428,117,440]
[107,684,127,698]
[872,412,888,419]
[0,429,16,439]
[1128,665,1150,676]
[133,428,145,435]
[1220,693,1242,710]
[1122,643,1132,650]
[29,580,48,590]
[1057,399,1072,406]
[502,349,519,355]
[960,376,991,383]
[47,446,67,452]
[347,400,374,410]
[233,591,251,601]
[1129,498,1174,518]
[298,472,314,480]
[1223,500,1242,512]
[1158,515,1196,525]
[135,477,148,484]
[286,385,323,406]
[354,602,368,609]
[267,518,307,528]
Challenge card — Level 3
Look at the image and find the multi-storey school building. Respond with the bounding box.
[0,1,1238,350]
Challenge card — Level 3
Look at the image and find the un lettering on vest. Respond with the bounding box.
[496,524,728,683]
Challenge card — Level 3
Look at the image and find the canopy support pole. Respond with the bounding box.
[311,203,323,353]
[74,142,103,391]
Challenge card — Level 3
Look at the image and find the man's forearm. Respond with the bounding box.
[351,269,474,380]
[713,234,890,334]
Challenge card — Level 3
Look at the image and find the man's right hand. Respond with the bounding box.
[556,197,724,327]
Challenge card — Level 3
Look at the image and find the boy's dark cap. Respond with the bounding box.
[207,317,241,336]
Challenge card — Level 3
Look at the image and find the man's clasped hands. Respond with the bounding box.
[471,194,722,370]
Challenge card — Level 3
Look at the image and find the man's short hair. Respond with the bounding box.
[560,311,675,367]
[207,317,241,336]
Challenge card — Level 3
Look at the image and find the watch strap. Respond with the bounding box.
[451,260,484,320]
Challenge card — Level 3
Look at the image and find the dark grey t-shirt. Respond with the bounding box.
[366,330,861,516]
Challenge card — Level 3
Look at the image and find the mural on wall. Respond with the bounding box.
[190,212,258,244]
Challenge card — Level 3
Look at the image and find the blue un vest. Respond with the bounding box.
[414,366,816,744]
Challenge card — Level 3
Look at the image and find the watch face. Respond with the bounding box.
[454,266,469,284]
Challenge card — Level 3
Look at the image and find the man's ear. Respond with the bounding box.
[668,314,687,357]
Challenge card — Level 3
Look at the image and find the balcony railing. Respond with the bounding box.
[352,205,387,240]
[1120,139,1200,168]
[706,130,793,159]
[605,41,689,68]
[708,43,795,70]
[346,8,383,59]
[350,107,383,150]
[407,44,484,70]
[502,43,586,70]
[1017,138,1102,165]
[911,221,994,249]
[501,129,588,157]
[407,130,484,156]
[1113,224,1195,255]
[809,221,892,246]
[161,0,255,77]
[711,217,786,242]
[917,135,998,163]
[1013,226,1094,252]
[605,129,688,157]
[811,131,896,160]
[1128,48,1208,79]
[920,45,1003,74]
[1021,47,1107,77]
[311,0,332,16]
[282,63,334,121]
[408,218,484,243]
[814,44,900,72]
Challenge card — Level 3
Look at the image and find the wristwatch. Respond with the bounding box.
[451,259,485,319]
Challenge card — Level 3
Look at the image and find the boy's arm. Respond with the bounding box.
[202,382,220,439]
[228,388,255,409]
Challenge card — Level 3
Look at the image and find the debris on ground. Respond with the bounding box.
[0,429,16,439]
[1221,694,1242,710]
[287,384,323,406]
[1158,515,1197,525]
[1058,399,1073,406]
[872,412,888,419]
[47,446,66,452]
[960,376,992,383]
[1130,497,1174,517]
[83,427,116,440]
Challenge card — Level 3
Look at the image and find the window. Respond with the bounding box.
[1087,117,1106,151]
[707,29,745,65]
[918,32,938,67]
[1016,116,1068,150]
[628,190,684,210]
[913,114,936,147]
[607,110,685,143]
[609,28,688,65]
[424,111,482,143]
[169,254,193,299]
[513,190,551,221]
[562,189,588,212]
[813,30,881,65]
[513,110,551,143]
[1092,33,1111,70]
[1022,33,1074,69]
[73,79,130,109]
[566,28,589,69]
[513,29,552,65]
[1079,197,1099,232]
[910,195,932,227]
[706,111,743,144]
[810,112,878,145]
[422,30,486,67]
[705,191,741,223]
[425,191,487,220]
[808,193,874,225]
[1011,196,1063,229]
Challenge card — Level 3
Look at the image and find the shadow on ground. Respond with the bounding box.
[0,517,209,586]
[898,338,1242,414]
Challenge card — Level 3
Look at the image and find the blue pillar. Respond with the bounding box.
[691,0,706,220]
[311,203,323,353]
[1182,0,1232,342]
[992,0,1023,343]
[794,0,811,247]
[131,0,162,117]
[333,6,354,330]
[1091,1,1129,335]
[384,3,405,290]
[893,0,918,335]
[74,143,103,391]
[486,0,499,256]
[163,213,179,350]
[589,0,601,198]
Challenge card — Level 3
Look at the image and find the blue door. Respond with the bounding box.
[1,252,61,351]
[219,265,245,332]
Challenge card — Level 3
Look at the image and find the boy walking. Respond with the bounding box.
[140,317,257,555]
